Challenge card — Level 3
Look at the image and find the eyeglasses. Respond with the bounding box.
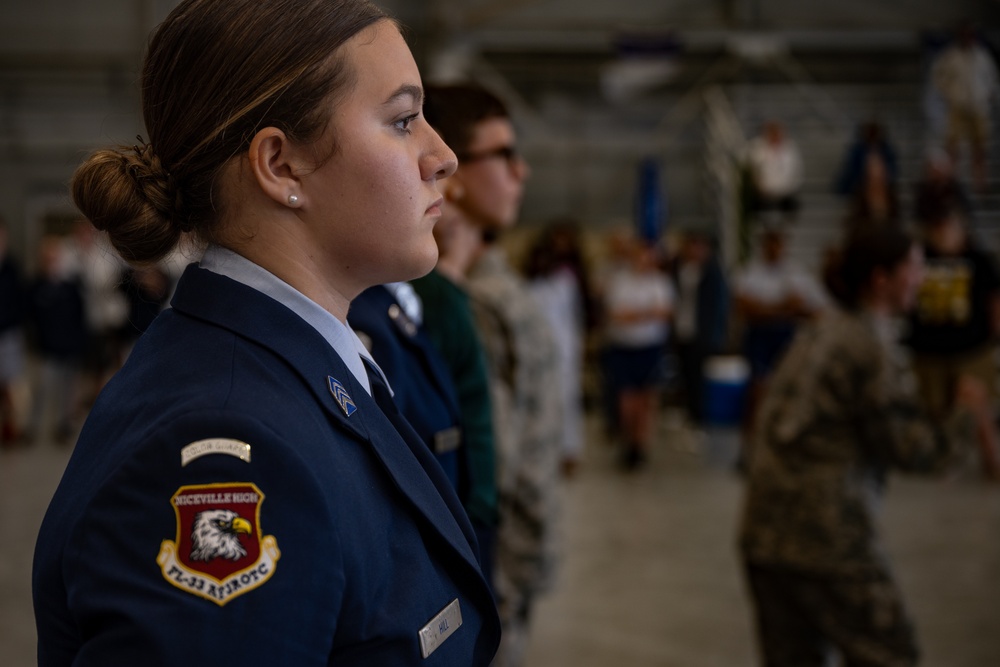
[456,145,521,166]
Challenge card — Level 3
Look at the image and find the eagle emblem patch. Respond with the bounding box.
[157,482,280,606]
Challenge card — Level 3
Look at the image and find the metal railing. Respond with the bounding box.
[702,86,746,269]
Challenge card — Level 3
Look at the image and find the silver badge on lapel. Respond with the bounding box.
[328,376,357,417]
[388,303,418,337]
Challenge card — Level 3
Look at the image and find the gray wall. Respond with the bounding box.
[0,0,994,261]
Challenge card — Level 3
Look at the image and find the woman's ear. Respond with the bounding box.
[248,127,303,208]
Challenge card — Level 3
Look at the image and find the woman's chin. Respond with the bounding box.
[392,245,439,283]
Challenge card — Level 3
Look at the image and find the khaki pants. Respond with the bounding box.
[911,346,997,419]
[945,107,990,149]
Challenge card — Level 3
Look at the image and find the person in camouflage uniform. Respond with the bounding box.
[424,83,563,667]
[739,226,989,667]
[468,245,563,665]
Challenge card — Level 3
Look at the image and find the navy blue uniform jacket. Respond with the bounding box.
[349,286,465,491]
[33,265,500,666]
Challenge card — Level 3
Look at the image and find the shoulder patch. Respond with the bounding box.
[157,482,280,606]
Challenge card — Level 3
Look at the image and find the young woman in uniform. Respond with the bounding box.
[32,1,500,664]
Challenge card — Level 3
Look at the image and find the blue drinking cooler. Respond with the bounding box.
[703,355,750,426]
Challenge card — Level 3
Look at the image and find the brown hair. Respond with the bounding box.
[71,0,387,264]
[422,83,509,155]
[823,225,915,309]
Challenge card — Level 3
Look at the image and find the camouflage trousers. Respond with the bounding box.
[744,562,919,667]
[491,570,536,667]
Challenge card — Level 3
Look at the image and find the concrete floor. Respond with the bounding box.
[3,413,999,666]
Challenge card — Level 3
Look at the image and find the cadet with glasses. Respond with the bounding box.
[423,82,563,667]
[32,1,500,664]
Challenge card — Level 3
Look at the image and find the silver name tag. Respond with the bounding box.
[434,427,462,454]
[419,598,462,659]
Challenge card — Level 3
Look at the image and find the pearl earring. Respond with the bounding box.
[288,194,299,206]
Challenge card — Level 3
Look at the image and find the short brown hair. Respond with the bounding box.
[824,226,915,309]
[422,83,509,155]
[71,0,387,264]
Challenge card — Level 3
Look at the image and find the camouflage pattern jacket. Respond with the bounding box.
[739,308,971,576]
[466,246,563,596]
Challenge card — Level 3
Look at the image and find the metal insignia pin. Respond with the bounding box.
[328,376,357,417]
[387,304,418,337]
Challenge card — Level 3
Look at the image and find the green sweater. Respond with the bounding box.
[411,269,498,527]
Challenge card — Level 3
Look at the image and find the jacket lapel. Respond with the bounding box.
[358,360,478,550]
[170,264,368,441]
[170,265,486,580]
[397,328,463,419]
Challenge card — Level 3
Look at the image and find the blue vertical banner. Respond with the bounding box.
[635,157,666,243]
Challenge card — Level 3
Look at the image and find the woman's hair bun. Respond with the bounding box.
[70,140,184,265]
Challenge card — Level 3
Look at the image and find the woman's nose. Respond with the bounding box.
[426,128,457,181]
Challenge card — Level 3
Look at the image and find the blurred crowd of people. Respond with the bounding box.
[0,220,182,448]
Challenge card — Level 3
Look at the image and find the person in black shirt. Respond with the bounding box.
[906,204,1000,479]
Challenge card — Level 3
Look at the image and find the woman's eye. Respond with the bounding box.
[394,113,419,133]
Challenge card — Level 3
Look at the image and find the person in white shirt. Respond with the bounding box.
[602,238,675,469]
[62,219,129,401]
[932,23,1000,189]
[746,121,804,224]
[735,227,828,463]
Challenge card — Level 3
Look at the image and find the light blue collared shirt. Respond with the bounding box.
[199,245,387,396]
